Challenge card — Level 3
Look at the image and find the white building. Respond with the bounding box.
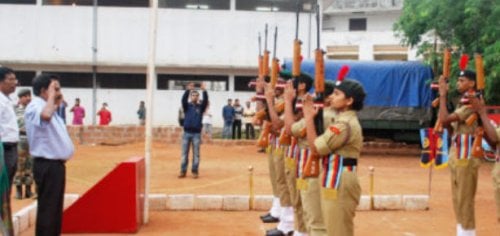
[0,0,415,126]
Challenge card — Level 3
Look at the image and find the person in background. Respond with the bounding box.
[178,106,185,127]
[70,98,85,125]
[243,101,256,139]
[202,101,213,139]
[137,101,146,125]
[232,99,243,139]
[25,74,74,236]
[179,82,208,179]
[0,66,19,235]
[14,89,34,200]
[222,98,234,139]
[56,99,67,124]
[97,102,112,126]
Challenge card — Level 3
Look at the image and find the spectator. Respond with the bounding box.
[56,99,67,124]
[137,101,146,125]
[0,67,19,235]
[232,99,243,139]
[179,82,208,179]
[202,102,213,139]
[97,102,112,126]
[243,101,256,139]
[25,74,74,236]
[70,98,85,125]
[178,106,185,127]
[14,88,34,200]
[222,99,234,139]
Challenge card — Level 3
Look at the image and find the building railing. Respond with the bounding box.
[327,0,403,12]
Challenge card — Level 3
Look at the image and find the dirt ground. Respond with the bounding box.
[16,141,500,235]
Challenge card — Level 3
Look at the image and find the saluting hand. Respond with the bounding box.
[438,75,448,95]
[284,81,295,103]
[186,82,195,91]
[200,82,206,91]
[302,94,317,121]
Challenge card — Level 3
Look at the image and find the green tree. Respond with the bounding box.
[394,0,500,104]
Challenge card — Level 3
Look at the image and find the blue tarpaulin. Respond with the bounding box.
[283,59,433,108]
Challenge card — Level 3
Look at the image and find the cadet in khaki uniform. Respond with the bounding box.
[14,89,34,199]
[468,97,500,223]
[494,128,500,222]
[303,78,366,236]
[282,73,316,236]
[264,81,295,236]
[290,80,335,236]
[438,70,481,235]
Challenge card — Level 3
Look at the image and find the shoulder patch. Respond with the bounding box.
[329,126,341,134]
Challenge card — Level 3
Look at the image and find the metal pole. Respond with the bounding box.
[369,166,375,210]
[91,0,98,125]
[144,0,159,223]
[248,165,254,210]
[307,3,312,59]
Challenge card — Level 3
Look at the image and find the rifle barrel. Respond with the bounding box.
[316,3,320,49]
[295,0,300,40]
[264,24,268,51]
[273,26,278,59]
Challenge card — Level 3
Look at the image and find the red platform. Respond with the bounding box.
[62,156,145,233]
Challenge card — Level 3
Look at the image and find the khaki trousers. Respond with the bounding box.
[285,157,306,232]
[449,157,481,229]
[298,178,326,236]
[321,171,360,236]
[274,146,291,206]
[492,161,500,222]
[267,145,278,197]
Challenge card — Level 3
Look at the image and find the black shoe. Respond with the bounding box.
[25,185,33,198]
[260,212,271,220]
[192,173,198,179]
[15,185,22,200]
[265,228,289,236]
[261,214,280,223]
[178,172,186,178]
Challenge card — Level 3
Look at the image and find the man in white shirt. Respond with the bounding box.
[0,66,19,236]
[243,101,256,139]
[0,67,19,186]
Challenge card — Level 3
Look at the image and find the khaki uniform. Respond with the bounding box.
[493,128,500,221]
[291,109,338,236]
[14,104,33,187]
[284,131,306,232]
[273,127,291,207]
[314,110,362,236]
[448,105,481,229]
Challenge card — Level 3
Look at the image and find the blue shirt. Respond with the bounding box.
[25,97,74,160]
[222,105,235,122]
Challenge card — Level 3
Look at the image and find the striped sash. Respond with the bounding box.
[454,134,473,160]
[296,148,310,178]
[321,154,356,189]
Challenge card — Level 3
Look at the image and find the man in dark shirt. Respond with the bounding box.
[179,82,208,179]
[222,98,235,139]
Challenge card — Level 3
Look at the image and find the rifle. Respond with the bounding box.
[303,3,323,178]
[256,25,279,147]
[469,53,486,157]
[465,53,485,126]
[433,48,451,133]
[254,26,285,122]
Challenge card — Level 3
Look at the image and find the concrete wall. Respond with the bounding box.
[0,5,315,68]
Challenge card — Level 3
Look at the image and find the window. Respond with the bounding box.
[15,71,37,87]
[349,18,367,31]
[234,76,256,92]
[0,0,36,4]
[160,0,229,10]
[98,73,146,89]
[157,74,228,91]
[236,0,315,12]
[44,72,94,88]
[41,72,146,89]
[42,0,148,7]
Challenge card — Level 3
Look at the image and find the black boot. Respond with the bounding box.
[15,185,23,200]
[25,185,33,198]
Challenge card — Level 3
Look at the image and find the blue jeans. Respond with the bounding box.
[180,132,201,174]
[222,120,233,139]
